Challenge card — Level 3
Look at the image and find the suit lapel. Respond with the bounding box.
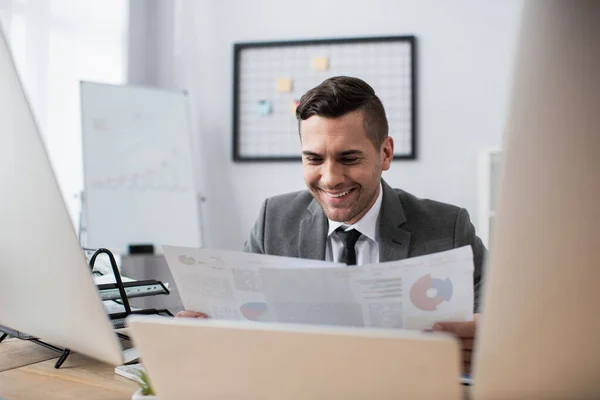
[298,198,327,260]
[379,180,411,262]
[297,181,410,262]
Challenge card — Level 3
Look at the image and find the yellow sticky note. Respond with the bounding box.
[276,78,293,93]
[312,56,329,71]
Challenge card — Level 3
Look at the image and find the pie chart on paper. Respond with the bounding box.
[240,302,271,322]
[409,274,454,311]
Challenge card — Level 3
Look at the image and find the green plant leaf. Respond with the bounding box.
[135,368,155,396]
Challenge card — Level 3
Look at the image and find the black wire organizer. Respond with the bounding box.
[0,247,173,369]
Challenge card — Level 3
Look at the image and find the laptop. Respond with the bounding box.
[0,25,126,365]
[127,316,463,400]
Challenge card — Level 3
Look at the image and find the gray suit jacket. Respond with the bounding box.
[243,180,486,311]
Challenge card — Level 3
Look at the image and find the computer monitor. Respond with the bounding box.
[472,1,600,398]
[0,26,123,365]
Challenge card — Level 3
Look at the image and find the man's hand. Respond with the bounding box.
[432,313,480,373]
[175,311,209,319]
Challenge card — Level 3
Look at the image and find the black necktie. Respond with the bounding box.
[336,228,362,265]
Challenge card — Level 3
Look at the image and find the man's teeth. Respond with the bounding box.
[328,190,351,198]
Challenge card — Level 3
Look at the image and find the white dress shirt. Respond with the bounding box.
[325,183,383,265]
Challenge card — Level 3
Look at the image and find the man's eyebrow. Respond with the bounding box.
[301,150,364,157]
[302,151,322,157]
[337,150,364,157]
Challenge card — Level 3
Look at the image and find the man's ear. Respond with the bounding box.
[381,137,394,171]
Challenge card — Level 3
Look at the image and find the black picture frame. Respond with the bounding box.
[232,35,418,162]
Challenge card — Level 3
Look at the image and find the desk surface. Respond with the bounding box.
[0,338,58,372]
[0,339,137,399]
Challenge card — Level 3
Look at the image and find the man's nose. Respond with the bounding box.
[321,161,345,188]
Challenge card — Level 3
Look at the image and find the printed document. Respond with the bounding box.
[162,245,474,330]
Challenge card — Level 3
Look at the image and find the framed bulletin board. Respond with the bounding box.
[232,35,417,162]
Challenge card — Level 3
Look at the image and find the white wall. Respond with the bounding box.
[1,0,128,228]
[129,0,523,250]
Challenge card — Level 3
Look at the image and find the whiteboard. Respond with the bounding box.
[80,82,201,254]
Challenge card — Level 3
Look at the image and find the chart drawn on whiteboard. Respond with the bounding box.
[90,149,190,192]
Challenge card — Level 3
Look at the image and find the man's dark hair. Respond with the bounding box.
[296,76,389,149]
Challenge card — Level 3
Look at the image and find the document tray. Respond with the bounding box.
[97,279,169,301]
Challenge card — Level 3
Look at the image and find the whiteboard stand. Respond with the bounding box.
[77,190,87,248]
[196,192,207,248]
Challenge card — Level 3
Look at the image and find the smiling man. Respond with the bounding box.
[181,77,486,373]
[241,76,487,372]
[244,77,485,279]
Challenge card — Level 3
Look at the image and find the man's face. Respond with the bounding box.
[300,110,394,224]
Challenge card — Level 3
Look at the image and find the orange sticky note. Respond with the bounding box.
[312,56,329,71]
[276,78,293,93]
[290,100,300,115]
